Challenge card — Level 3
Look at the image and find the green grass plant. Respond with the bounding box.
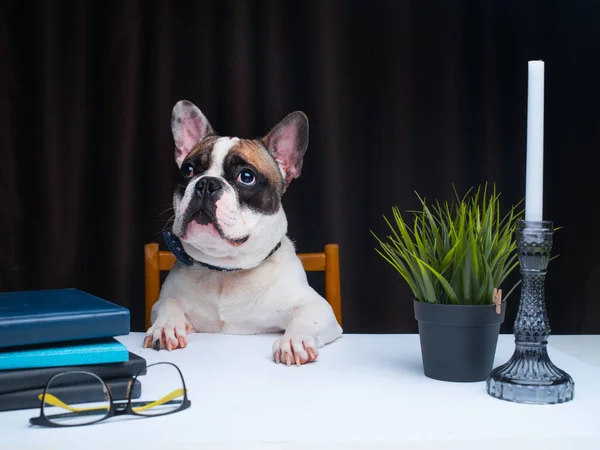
[371,184,523,305]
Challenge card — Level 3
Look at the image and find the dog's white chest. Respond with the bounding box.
[182,266,284,334]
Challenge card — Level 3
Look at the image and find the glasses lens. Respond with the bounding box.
[131,363,185,416]
[42,372,110,426]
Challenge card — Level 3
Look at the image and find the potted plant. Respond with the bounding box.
[371,184,523,382]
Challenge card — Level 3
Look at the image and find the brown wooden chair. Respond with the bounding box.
[144,243,342,330]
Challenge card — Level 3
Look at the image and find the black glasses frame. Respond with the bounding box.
[29,362,191,427]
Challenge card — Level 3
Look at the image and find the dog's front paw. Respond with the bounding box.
[272,334,318,366]
[143,321,193,351]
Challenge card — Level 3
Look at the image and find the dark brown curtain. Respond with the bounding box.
[2,0,599,334]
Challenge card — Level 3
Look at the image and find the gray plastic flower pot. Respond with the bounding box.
[413,299,506,382]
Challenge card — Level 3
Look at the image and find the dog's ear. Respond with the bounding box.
[261,111,309,186]
[171,100,214,167]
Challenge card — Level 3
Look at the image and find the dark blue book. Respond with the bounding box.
[0,288,130,349]
[0,352,146,394]
[0,377,142,412]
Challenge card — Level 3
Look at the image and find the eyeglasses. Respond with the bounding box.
[29,362,190,427]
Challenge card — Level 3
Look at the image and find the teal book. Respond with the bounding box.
[0,288,130,349]
[0,338,129,371]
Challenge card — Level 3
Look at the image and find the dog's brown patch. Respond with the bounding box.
[174,135,220,202]
[229,139,284,192]
[184,135,220,169]
[222,139,284,215]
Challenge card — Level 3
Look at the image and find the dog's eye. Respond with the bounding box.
[181,163,195,179]
[237,169,256,186]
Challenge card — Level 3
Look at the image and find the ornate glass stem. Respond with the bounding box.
[486,220,574,404]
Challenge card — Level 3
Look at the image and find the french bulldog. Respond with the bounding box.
[143,100,343,365]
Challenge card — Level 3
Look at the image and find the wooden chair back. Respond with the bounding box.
[144,243,342,330]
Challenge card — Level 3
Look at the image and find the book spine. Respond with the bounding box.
[0,310,130,349]
[0,344,129,371]
[0,353,147,395]
[0,378,142,412]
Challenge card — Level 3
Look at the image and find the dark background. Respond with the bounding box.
[1,0,599,334]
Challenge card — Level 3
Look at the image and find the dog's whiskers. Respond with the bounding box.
[157,205,175,218]
[159,214,177,233]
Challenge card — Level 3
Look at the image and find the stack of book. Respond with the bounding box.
[0,288,146,411]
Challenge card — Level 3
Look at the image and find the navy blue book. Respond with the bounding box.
[0,377,142,412]
[0,352,146,394]
[0,288,130,349]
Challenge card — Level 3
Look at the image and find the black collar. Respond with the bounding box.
[162,231,281,272]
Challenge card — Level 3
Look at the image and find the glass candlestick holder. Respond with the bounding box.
[486,220,574,404]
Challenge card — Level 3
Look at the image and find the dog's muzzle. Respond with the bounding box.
[183,176,224,227]
[195,176,222,200]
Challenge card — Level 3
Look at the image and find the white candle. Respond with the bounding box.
[525,60,545,222]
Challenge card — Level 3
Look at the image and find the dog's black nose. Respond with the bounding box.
[195,176,222,198]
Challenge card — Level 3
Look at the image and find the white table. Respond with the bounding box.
[1,332,599,450]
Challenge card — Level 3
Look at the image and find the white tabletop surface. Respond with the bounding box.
[1,332,599,450]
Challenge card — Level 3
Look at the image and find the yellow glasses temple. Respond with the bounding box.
[37,394,110,413]
[132,388,185,412]
[38,388,186,414]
